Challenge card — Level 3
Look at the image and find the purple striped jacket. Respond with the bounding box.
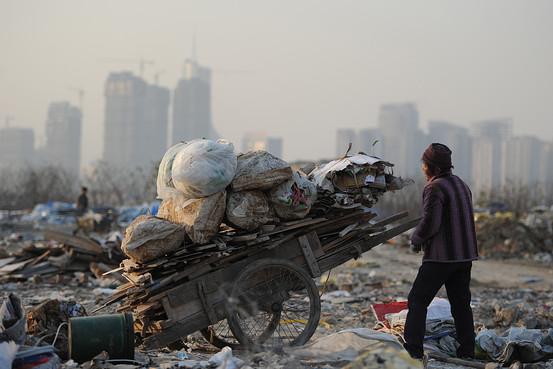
[411,173,478,263]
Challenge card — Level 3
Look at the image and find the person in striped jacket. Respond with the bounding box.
[403,143,478,359]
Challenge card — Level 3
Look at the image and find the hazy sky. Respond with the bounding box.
[2,0,553,164]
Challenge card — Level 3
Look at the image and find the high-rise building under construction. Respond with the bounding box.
[172,58,216,144]
[103,71,170,167]
[44,101,82,175]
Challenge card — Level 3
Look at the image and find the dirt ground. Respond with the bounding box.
[3,240,552,368]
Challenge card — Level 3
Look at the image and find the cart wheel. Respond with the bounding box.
[227,258,321,350]
[200,319,241,349]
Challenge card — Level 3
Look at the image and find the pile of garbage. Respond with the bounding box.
[21,201,79,226]
[310,153,413,213]
[0,229,124,283]
[475,297,553,330]
[115,138,413,271]
[122,139,412,259]
[475,211,553,260]
[11,201,160,231]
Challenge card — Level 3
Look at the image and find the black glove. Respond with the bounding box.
[410,243,422,253]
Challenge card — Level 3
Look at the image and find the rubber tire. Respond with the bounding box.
[200,324,241,350]
[227,258,321,350]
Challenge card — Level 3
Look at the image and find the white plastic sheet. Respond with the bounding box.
[476,328,553,363]
[284,328,404,366]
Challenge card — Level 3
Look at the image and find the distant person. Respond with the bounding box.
[404,143,478,360]
[76,186,89,215]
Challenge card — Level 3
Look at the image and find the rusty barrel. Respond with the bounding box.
[69,312,134,363]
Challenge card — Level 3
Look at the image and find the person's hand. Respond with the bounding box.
[410,243,422,253]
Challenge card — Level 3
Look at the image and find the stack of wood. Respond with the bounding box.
[0,229,123,282]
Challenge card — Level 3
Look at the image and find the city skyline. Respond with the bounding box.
[2,1,553,164]
[337,105,553,192]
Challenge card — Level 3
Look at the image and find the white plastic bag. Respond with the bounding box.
[156,142,187,200]
[208,346,244,369]
[269,171,317,220]
[0,342,18,369]
[172,139,237,199]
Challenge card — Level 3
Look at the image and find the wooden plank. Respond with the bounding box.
[363,218,421,245]
[311,212,376,235]
[298,234,321,277]
[142,312,212,349]
[306,231,324,258]
[370,211,409,228]
[0,257,16,269]
[228,233,258,242]
[261,218,327,237]
[197,280,218,324]
[43,229,103,255]
[322,230,360,252]
[0,259,33,274]
[280,217,313,226]
[317,218,420,272]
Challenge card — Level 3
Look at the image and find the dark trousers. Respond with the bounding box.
[403,261,475,358]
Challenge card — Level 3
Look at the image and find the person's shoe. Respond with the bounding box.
[403,343,423,359]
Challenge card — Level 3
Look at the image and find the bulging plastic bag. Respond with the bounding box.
[157,142,187,200]
[269,171,317,220]
[226,191,272,231]
[172,139,237,199]
[158,192,226,244]
[121,215,185,263]
[231,151,292,192]
[0,294,25,345]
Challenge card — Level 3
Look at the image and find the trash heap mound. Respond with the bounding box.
[99,139,413,348]
[0,229,124,283]
[309,153,413,214]
[475,214,553,260]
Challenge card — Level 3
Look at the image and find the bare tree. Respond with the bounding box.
[0,165,77,210]
[83,161,158,207]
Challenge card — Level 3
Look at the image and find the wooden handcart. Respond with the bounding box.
[103,208,419,351]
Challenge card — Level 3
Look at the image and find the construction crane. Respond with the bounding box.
[67,86,85,111]
[2,115,14,128]
[153,70,165,85]
[100,58,155,78]
[212,68,251,76]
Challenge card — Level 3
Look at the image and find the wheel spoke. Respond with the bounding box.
[227,260,320,350]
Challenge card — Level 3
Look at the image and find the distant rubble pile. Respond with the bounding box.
[475,209,553,261]
[0,229,124,283]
